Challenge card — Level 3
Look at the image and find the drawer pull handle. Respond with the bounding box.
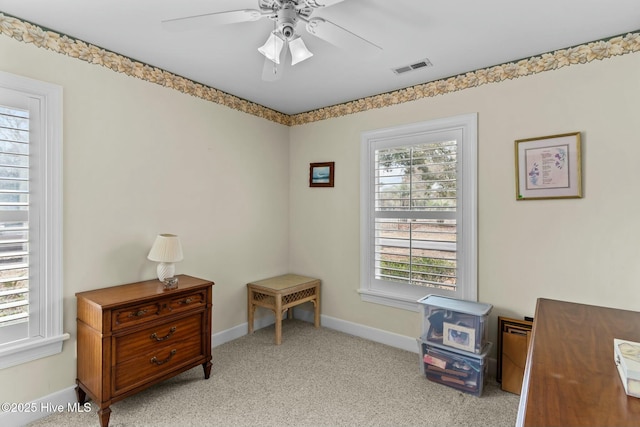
[150,349,177,366]
[128,309,148,318]
[182,297,193,305]
[150,326,176,341]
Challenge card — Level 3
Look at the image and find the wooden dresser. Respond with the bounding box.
[517,298,640,426]
[75,275,214,427]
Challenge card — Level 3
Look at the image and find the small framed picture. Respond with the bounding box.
[443,322,476,352]
[515,132,582,200]
[309,162,334,187]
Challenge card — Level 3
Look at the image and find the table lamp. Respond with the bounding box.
[147,233,183,289]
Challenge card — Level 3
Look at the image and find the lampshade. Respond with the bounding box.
[147,234,184,262]
[258,31,285,64]
[289,36,313,65]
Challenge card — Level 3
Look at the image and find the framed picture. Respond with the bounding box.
[515,132,582,200]
[309,162,334,187]
[443,322,476,352]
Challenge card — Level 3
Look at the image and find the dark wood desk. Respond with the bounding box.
[517,298,640,426]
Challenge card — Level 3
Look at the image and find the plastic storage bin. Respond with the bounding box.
[419,339,491,396]
[418,295,492,354]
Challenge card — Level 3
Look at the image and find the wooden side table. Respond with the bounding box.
[247,274,320,345]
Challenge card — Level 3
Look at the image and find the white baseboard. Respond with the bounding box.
[2,312,498,426]
[211,311,280,347]
[212,322,246,347]
[318,314,419,353]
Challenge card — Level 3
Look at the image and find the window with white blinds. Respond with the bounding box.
[374,141,458,289]
[0,105,30,342]
[0,71,67,369]
[360,114,477,310]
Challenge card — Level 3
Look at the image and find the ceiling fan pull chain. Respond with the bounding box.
[272,21,279,75]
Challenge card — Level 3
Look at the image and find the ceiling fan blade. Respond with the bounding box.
[305,17,382,55]
[261,44,288,82]
[304,0,347,8]
[162,9,266,32]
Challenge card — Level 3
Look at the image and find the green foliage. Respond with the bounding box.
[379,256,456,286]
[377,142,457,210]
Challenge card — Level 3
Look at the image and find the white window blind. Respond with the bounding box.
[0,105,30,342]
[374,141,458,289]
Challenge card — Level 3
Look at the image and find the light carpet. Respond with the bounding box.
[29,319,520,426]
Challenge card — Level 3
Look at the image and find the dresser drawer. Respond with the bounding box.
[112,301,163,330]
[168,290,207,314]
[114,314,203,364]
[111,290,207,330]
[114,334,203,393]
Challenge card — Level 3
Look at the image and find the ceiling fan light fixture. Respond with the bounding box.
[289,36,313,65]
[258,31,285,64]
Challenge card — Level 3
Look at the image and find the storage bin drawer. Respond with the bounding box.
[419,339,491,396]
[418,294,492,354]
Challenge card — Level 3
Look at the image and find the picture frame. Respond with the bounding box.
[309,162,334,187]
[515,132,582,200]
[443,322,476,353]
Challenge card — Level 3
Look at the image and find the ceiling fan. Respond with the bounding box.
[161,0,382,81]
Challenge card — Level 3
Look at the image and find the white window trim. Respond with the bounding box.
[0,71,68,369]
[359,113,478,311]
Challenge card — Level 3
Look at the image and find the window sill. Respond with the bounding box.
[358,288,422,312]
[0,333,70,369]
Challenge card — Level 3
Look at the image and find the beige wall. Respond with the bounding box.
[2,30,640,407]
[289,52,640,340]
[0,36,290,404]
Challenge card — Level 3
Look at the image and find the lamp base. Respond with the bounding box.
[163,277,179,290]
[156,262,175,282]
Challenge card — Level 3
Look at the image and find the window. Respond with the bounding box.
[360,114,477,311]
[0,71,67,369]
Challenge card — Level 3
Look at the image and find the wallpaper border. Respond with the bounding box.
[1,13,638,127]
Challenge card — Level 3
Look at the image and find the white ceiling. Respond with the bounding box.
[1,0,639,115]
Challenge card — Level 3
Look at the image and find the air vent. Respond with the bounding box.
[392,58,433,75]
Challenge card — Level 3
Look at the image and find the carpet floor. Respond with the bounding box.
[29,319,520,426]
